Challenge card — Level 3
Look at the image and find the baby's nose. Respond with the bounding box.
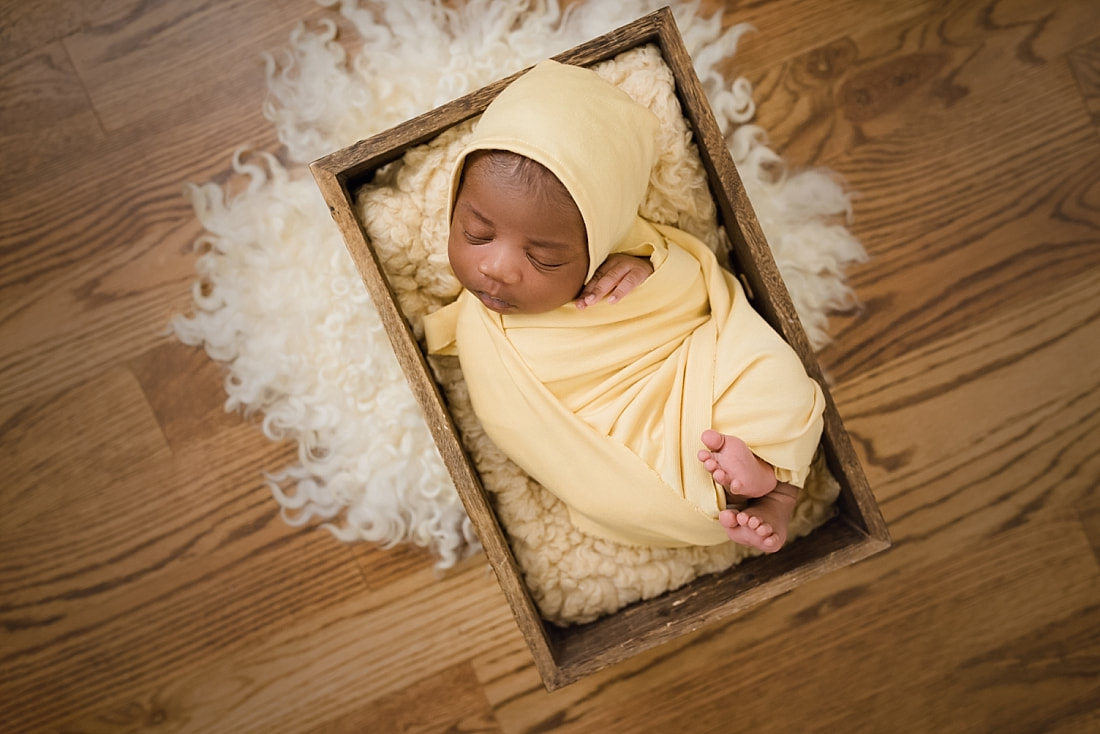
[479,248,521,284]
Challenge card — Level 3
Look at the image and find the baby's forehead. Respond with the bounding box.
[465,150,581,214]
[466,150,562,189]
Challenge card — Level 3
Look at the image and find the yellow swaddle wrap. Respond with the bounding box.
[425,60,825,548]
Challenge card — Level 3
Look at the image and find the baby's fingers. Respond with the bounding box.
[575,275,616,308]
[575,256,651,309]
[575,262,625,308]
[603,268,649,304]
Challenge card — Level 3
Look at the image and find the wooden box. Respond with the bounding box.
[311,6,890,690]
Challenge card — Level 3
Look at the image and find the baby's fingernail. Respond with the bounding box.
[607,295,619,304]
[585,294,597,304]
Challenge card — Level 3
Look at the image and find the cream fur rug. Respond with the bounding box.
[173,0,866,624]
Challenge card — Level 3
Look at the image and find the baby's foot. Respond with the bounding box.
[717,485,797,553]
[697,430,777,499]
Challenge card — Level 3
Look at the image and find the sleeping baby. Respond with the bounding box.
[425,59,825,553]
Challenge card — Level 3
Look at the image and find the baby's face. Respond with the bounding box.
[448,156,588,315]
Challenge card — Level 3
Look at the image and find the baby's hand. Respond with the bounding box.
[575,254,654,309]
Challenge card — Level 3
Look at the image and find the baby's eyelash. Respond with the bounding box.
[463,230,491,244]
[528,254,564,270]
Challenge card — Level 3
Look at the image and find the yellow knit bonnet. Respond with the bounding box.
[447,60,662,282]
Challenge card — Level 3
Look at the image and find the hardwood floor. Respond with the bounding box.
[1,1,1097,732]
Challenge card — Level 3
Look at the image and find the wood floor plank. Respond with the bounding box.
[305,662,504,734]
[0,207,209,414]
[699,0,937,80]
[471,631,549,705]
[482,515,1099,734]
[1038,708,1100,734]
[745,0,1100,169]
[735,0,1100,381]
[54,557,517,734]
[0,0,140,66]
[821,136,1099,381]
[1080,491,1100,562]
[0,365,171,534]
[348,539,441,592]
[0,103,287,415]
[832,267,1100,548]
[63,0,317,133]
[0,374,363,732]
[822,62,1098,379]
[0,41,105,197]
[128,338,249,453]
[1069,35,1100,129]
[1,0,1097,731]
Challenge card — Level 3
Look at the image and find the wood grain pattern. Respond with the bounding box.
[1,0,1097,731]
[0,41,105,195]
[304,662,504,734]
[743,0,1100,383]
[0,0,137,65]
[485,516,1099,734]
[63,0,312,132]
[1069,35,1100,127]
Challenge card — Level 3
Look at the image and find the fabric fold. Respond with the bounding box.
[427,216,825,547]
[422,59,825,548]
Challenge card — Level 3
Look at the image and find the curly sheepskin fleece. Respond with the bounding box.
[172,0,866,625]
[359,45,839,625]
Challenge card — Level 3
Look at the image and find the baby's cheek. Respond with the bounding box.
[446,239,469,285]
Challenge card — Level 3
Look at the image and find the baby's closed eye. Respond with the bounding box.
[463,229,492,244]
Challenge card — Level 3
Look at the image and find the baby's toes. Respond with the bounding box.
[754,522,773,538]
[701,429,724,451]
